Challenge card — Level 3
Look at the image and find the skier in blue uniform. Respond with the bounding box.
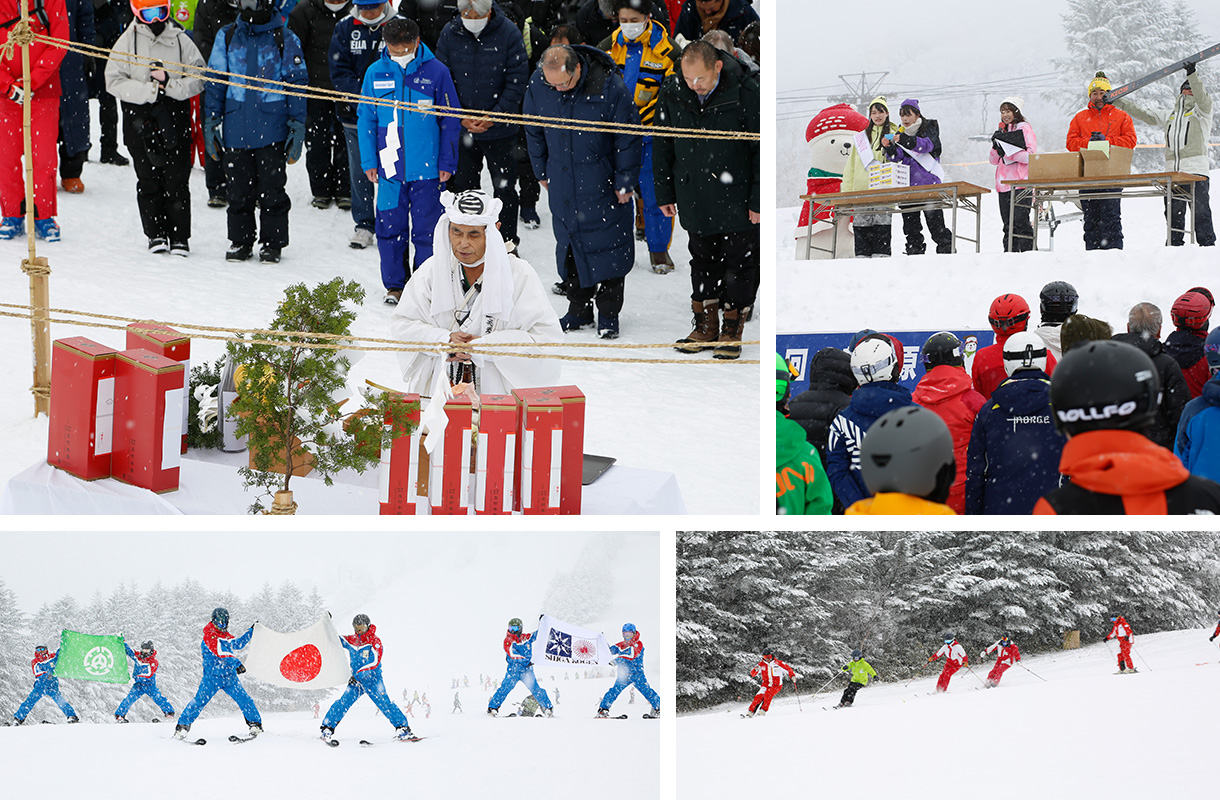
[174,607,261,740]
[487,617,554,717]
[115,640,175,722]
[320,614,416,742]
[598,623,660,718]
[13,645,79,724]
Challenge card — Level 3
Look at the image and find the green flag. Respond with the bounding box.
[55,630,130,684]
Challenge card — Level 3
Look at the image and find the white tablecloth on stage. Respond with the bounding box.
[1,457,686,516]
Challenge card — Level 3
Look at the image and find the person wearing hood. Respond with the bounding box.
[988,96,1037,252]
[840,96,899,258]
[359,16,461,304]
[320,614,417,743]
[673,0,756,44]
[1114,64,1214,247]
[964,331,1065,515]
[776,352,833,515]
[1165,288,1214,398]
[288,0,352,211]
[105,0,206,256]
[883,98,953,255]
[1034,340,1220,514]
[390,189,563,395]
[1066,72,1136,250]
[786,345,856,508]
[1174,328,1220,483]
[912,332,984,514]
[204,0,308,264]
[1112,302,1189,448]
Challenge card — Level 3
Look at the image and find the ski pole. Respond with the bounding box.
[964,664,987,687]
[904,660,931,688]
[1018,663,1048,682]
[811,672,842,697]
[1132,644,1152,673]
[791,679,803,713]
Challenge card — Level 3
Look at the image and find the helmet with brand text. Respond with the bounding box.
[989,294,1030,334]
[851,336,899,383]
[860,405,955,502]
[1049,340,1160,436]
[1002,331,1049,375]
[921,331,964,369]
[1039,281,1078,323]
[1171,291,1212,332]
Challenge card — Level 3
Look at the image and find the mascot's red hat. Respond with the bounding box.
[806,103,869,142]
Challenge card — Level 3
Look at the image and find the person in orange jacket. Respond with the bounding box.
[744,647,796,717]
[1034,339,1220,514]
[1104,614,1136,673]
[981,634,1020,687]
[1065,71,1137,251]
[929,633,968,693]
[913,332,985,514]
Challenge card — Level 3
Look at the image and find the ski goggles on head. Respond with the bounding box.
[137,5,170,23]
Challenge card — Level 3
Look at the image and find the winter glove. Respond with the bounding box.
[236,663,246,674]
[349,677,358,686]
[896,132,916,150]
[285,119,306,165]
[992,140,1004,157]
[6,84,23,104]
[204,117,222,161]
[1209,634,1215,641]
[1089,131,1106,142]
[1185,61,1196,75]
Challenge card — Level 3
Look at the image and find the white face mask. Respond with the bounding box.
[391,50,415,68]
[620,21,647,40]
[324,1,346,10]
[462,16,489,35]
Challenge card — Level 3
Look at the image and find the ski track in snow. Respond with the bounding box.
[0,126,759,515]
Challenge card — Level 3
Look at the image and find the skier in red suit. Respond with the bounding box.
[1210,611,1220,643]
[928,633,968,693]
[1104,615,1136,673]
[981,635,1021,687]
[0,0,69,239]
[745,647,796,717]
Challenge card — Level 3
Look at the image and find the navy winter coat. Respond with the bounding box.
[328,8,393,125]
[522,45,641,287]
[963,370,1066,515]
[59,0,95,156]
[825,380,914,508]
[435,8,528,142]
[1175,374,1220,483]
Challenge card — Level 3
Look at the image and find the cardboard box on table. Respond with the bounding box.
[1028,151,1083,180]
[378,391,424,515]
[428,395,474,515]
[1081,144,1134,177]
[47,337,119,480]
[126,324,190,454]
[512,388,564,515]
[475,394,519,515]
[112,349,184,493]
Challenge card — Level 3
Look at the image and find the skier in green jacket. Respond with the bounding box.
[835,649,877,708]
[777,353,833,514]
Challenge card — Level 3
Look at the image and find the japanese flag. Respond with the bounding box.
[236,614,350,689]
[534,614,613,672]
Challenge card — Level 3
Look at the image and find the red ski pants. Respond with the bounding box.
[935,661,961,692]
[749,685,781,713]
[0,93,59,219]
[987,662,1012,685]
[1116,638,1133,671]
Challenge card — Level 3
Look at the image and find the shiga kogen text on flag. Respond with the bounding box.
[536,614,613,670]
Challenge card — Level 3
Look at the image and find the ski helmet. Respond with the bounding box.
[1002,331,1049,376]
[1171,291,1212,332]
[140,641,154,653]
[761,644,775,656]
[1039,281,1079,323]
[622,622,637,634]
[1188,286,1215,307]
[851,649,862,660]
[850,336,899,383]
[508,617,523,633]
[1049,340,1160,436]
[920,331,964,369]
[34,644,47,653]
[212,607,229,629]
[776,352,797,404]
[988,293,1030,334]
[353,614,371,629]
[848,329,881,351]
[130,0,170,25]
[943,633,954,643]
[1205,329,1220,374]
[859,405,955,502]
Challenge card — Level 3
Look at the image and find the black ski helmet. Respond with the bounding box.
[353,614,371,629]
[851,648,862,660]
[140,641,154,653]
[943,632,955,642]
[1049,340,1160,436]
[1040,281,1079,323]
[921,331,964,369]
[859,406,955,502]
[212,607,229,629]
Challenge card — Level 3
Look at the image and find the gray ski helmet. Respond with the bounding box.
[353,614,371,629]
[920,331,964,369]
[851,649,862,660]
[859,406,955,502]
[140,641,154,653]
[1049,340,1160,436]
[212,607,229,629]
[508,617,523,632]
[1040,281,1079,323]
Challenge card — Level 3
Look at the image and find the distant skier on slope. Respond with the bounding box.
[1210,611,1220,643]
[981,635,1021,688]
[320,614,416,743]
[836,649,877,708]
[12,645,79,725]
[115,640,175,722]
[1104,615,1137,674]
[175,607,261,741]
[743,646,796,717]
[488,617,554,717]
[598,623,661,719]
[928,633,968,693]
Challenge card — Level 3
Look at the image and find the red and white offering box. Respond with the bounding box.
[475,394,519,515]
[550,385,585,514]
[112,349,185,493]
[512,388,563,515]
[378,391,424,515]
[429,395,473,515]
[126,324,190,454]
[47,337,119,480]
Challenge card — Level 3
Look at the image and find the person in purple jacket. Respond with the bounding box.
[881,98,953,256]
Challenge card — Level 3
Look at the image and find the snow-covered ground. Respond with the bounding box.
[0,125,759,515]
[1,531,662,798]
[679,627,1220,797]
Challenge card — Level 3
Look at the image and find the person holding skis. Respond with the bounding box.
[488,617,554,717]
[836,648,877,708]
[928,633,968,693]
[115,640,175,722]
[743,646,796,717]
[1104,614,1137,674]
[320,614,416,743]
[1065,71,1137,251]
[598,622,660,719]
[175,607,261,741]
[989,97,1037,252]
[12,645,79,725]
[981,634,1021,688]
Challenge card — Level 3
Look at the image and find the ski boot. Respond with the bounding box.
[742,710,755,718]
[164,711,175,719]
[115,715,129,724]
[542,707,554,718]
[755,709,765,717]
[487,707,499,717]
[596,708,609,719]
[173,723,190,740]
[644,707,661,719]
[320,725,335,743]
[0,216,23,240]
[247,722,263,737]
[33,218,61,242]
[12,716,25,726]
[395,726,417,742]
[67,716,80,723]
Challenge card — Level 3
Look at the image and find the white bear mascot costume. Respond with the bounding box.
[795,103,869,259]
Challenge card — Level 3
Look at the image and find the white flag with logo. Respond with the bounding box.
[235,614,350,689]
[534,614,613,671]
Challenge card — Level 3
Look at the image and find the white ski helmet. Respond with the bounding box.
[1002,331,1049,376]
[850,336,898,383]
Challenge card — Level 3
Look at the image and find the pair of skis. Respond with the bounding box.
[176,732,259,746]
[321,735,425,747]
[1106,42,1220,103]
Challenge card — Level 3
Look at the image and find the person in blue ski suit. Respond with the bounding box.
[13,645,79,724]
[115,640,175,721]
[487,617,553,716]
[319,614,415,741]
[597,623,660,717]
[174,607,261,739]
[1175,327,1220,482]
[358,16,461,303]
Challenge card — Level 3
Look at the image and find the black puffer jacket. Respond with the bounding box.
[1112,332,1191,449]
[287,0,350,90]
[788,347,856,465]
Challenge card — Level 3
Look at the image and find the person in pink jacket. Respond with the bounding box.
[988,96,1037,252]
[928,633,968,693]
[913,332,985,514]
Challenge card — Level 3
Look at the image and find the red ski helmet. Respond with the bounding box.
[988,294,1030,334]
[1171,291,1212,332]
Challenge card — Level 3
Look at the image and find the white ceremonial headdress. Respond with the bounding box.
[442,189,503,227]
[427,190,515,321]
